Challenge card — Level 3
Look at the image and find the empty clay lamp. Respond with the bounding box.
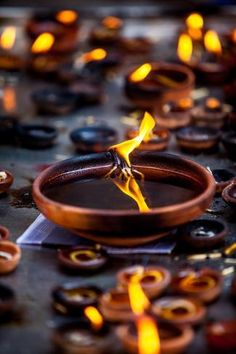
[0,27,24,72]
[0,225,10,240]
[117,265,171,298]
[222,181,236,209]
[52,283,102,315]
[191,97,229,129]
[124,62,195,114]
[172,268,223,303]
[159,97,193,130]
[179,219,227,249]
[152,296,206,326]
[70,126,118,153]
[211,169,236,194]
[0,283,16,316]
[69,81,104,106]
[31,87,77,115]
[116,319,194,354]
[89,16,123,46]
[206,320,236,352]
[0,241,21,274]
[221,131,236,161]
[58,245,108,272]
[0,170,13,194]
[16,124,58,149]
[119,36,153,54]
[176,126,221,153]
[28,55,66,77]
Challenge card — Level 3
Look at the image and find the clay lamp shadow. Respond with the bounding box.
[211,168,236,194]
[151,296,206,327]
[117,265,171,299]
[124,62,195,114]
[0,241,21,274]
[33,112,215,247]
[0,225,10,240]
[119,36,153,55]
[0,170,14,195]
[52,283,102,316]
[0,283,16,318]
[0,27,24,72]
[176,126,221,154]
[171,267,223,304]
[159,97,193,130]
[89,16,123,46]
[221,131,236,161]
[191,97,230,129]
[222,181,236,209]
[16,124,58,149]
[58,245,108,273]
[52,308,113,354]
[179,219,228,250]
[206,320,236,352]
[70,125,118,153]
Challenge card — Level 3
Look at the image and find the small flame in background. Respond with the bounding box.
[204,30,222,55]
[31,32,55,53]
[177,33,193,63]
[3,87,16,113]
[205,97,221,109]
[186,13,204,40]
[0,27,16,50]
[84,306,103,331]
[55,10,78,25]
[102,16,123,30]
[130,63,152,82]
[232,29,236,43]
[75,48,107,68]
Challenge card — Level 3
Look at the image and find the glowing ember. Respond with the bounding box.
[177,34,193,63]
[55,10,78,24]
[102,16,123,30]
[137,316,161,354]
[204,30,222,55]
[130,63,152,82]
[84,306,103,330]
[0,27,16,50]
[3,87,16,113]
[186,13,204,30]
[31,33,55,53]
[206,97,221,110]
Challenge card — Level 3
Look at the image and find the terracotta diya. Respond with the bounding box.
[58,245,108,272]
[69,81,104,106]
[16,124,57,149]
[119,36,153,54]
[159,97,193,130]
[172,268,223,303]
[125,126,170,151]
[124,62,195,114]
[0,170,13,194]
[0,225,10,240]
[89,16,123,46]
[176,126,220,153]
[0,241,21,274]
[212,169,236,194]
[0,283,16,316]
[0,27,24,72]
[117,265,171,298]
[152,296,206,326]
[221,131,236,161]
[222,181,236,209]
[179,219,227,249]
[206,320,236,352]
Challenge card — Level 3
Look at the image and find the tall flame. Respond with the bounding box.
[84,306,103,330]
[0,27,16,50]
[110,112,155,167]
[177,34,193,63]
[137,316,161,354]
[128,274,150,316]
[3,87,16,113]
[204,30,222,55]
[56,10,78,24]
[31,33,55,53]
[130,63,152,82]
[102,16,123,30]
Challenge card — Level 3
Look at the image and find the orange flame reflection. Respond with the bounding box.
[137,316,161,354]
[31,33,55,53]
[130,63,152,82]
[56,10,78,24]
[3,87,16,113]
[0,27,16,50]
[177,33,193,63]
[102,16,123,30]
[204,30,222,54]
[84,306,103,330]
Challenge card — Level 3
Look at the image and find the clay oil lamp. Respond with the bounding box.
[211,169,236,194]
[0,114,18,145]
[191,97,230,129]
[176,126,221,153]
[124,62,195,114]
[0,241,21,274]
[52,283,102,316]
[224,79,236,106]
[70,125,118,153]
[58,245,108,273]
[231,278,236,301]
[117,265,171,299]
[0,283,16,317]
[221,131,236,161]
[222,28,236,75]
[69,81,104,107]
[33,111,215,246]
[159,97,193,130]
[0,169,13,194]
[152,296,206,327]
[16,124,58,149]
[119,36,153,55]
[0,27,24,72]
[89,16,123,46]
[0,225,10,240]
[222,181,236,209]
[31,87,77,115]
[206,320,236,352]
[172,268,223,303]
[179,219,227,250]
[52,308,112,354]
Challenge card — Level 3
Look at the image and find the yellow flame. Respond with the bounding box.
[31,33,55,53]
[206,97,221,110]
[80,48,107,63]
[224,242,236,256]
[232,29,236,43]
[186,13,204,30]
[110,112,155,167]
[0,27,16,50]
[84,306,103,330]
[128,274,150,316]
[3,87,16,113]
[137,316,161,354]
[177,33,193,63]
[204,30,222,54]
[102,16,123,30]
[56,10,78,24]
[130,63,152,82]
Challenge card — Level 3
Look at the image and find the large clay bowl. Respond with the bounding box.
[33,152,215,246]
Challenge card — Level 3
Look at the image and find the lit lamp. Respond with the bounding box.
[0,27,24,71]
